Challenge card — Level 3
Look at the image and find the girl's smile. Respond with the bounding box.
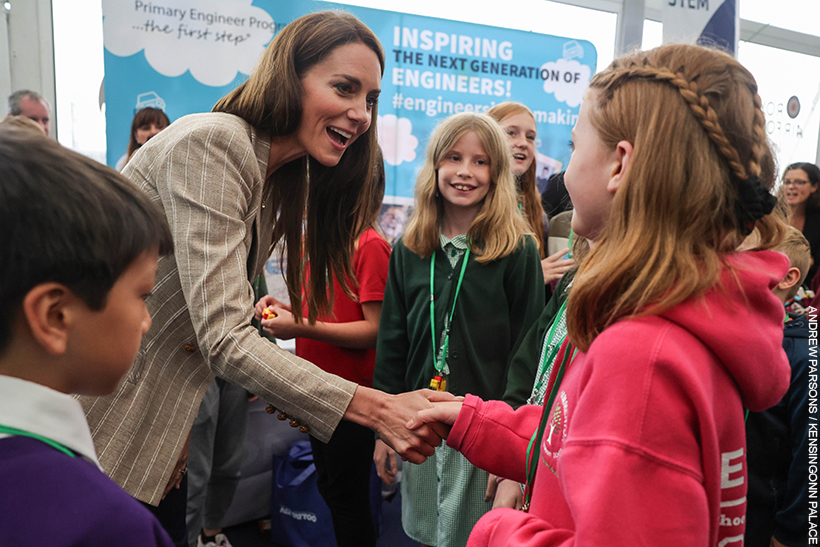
[499,112,537,177]
[437,130,491,217]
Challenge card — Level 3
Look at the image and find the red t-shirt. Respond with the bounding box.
[295,228,391,387]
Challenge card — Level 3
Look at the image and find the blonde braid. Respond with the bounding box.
[598,63,749,181]
[748,92,767,178]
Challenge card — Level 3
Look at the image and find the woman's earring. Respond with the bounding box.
[435,189,441,197]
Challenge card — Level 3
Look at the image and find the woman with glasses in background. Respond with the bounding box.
[781,162,820,284]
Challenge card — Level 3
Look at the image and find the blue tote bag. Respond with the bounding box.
[270,440,336,547]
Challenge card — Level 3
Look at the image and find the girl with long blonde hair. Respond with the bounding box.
[373,112,544,547]
[411,44,790,547]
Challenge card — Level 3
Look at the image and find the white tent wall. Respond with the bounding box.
[2,0,55,136]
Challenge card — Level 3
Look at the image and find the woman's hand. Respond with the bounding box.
[345,387,457,465]
[373,439,399,485]
[253,295,291,320]
[492,478,524,510]
[260,305,302,340]
[162,431,191,499]
[541,248,575,284]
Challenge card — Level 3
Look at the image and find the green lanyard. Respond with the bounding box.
[430,248,470,376]
[0,423,76,458]
[523,340,575,511]
[529,299,569,404]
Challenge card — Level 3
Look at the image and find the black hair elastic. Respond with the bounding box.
[734,174,776,236]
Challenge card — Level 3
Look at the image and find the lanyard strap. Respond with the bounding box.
[523,339,574,511]
[430,248,470,375]
[0,424,76,457]
[531,299,569,401]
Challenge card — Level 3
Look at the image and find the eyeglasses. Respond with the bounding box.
[784,178,811,186]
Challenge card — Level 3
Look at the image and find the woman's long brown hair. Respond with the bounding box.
[213,11,385,323]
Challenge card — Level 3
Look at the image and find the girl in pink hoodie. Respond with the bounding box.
[410,43,792,547]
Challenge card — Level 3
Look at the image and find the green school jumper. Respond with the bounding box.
[374,235,544,547]
[502,268,576,408]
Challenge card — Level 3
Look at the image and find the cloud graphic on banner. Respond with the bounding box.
[102,0,275,87]
[378,115,419,166]
[539,58,590,108]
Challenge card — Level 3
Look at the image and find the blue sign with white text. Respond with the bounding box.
[102,0,597,200]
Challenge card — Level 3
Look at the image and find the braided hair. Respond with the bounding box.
[567,44,785,351]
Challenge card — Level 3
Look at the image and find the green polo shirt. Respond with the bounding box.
[439,233,469,268]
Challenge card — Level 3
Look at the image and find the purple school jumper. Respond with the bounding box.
[0,375,173,546]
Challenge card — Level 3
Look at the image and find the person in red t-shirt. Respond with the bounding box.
[255,154,390,547]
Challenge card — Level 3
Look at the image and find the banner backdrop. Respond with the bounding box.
[662,0,738,55]
[103,0,596,202]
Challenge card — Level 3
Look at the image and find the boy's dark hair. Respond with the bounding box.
[0,126,173,352]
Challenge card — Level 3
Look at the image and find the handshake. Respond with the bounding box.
[366,388,466,485]
[254,295,466,478]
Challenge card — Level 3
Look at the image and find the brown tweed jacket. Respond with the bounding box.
[80,113,357,505]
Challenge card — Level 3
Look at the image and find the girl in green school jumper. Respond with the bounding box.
[373,112,545,547]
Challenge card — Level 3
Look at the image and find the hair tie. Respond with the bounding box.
[734,174,776,235]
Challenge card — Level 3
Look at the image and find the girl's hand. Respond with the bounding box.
[260,305,302,340]
[492,479,524,510]
[406,400,463,432]
[373,439,399,485]
[541,248,575,284]
[485,474,499,502]
[253,295,290,320]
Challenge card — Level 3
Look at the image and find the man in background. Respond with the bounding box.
[7,90,51,136]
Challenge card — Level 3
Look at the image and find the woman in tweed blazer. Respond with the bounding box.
[80,11,450,529]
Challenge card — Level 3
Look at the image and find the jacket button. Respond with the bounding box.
[265,405,276,414]
[183,344,196,352]
[452,351,458,359]
[299,425,309,433]
[289,420,299,428]
[277,413,287,421]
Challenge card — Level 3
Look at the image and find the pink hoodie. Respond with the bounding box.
[448,251,791,547]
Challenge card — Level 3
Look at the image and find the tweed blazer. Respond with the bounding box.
[80,113,357,505]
